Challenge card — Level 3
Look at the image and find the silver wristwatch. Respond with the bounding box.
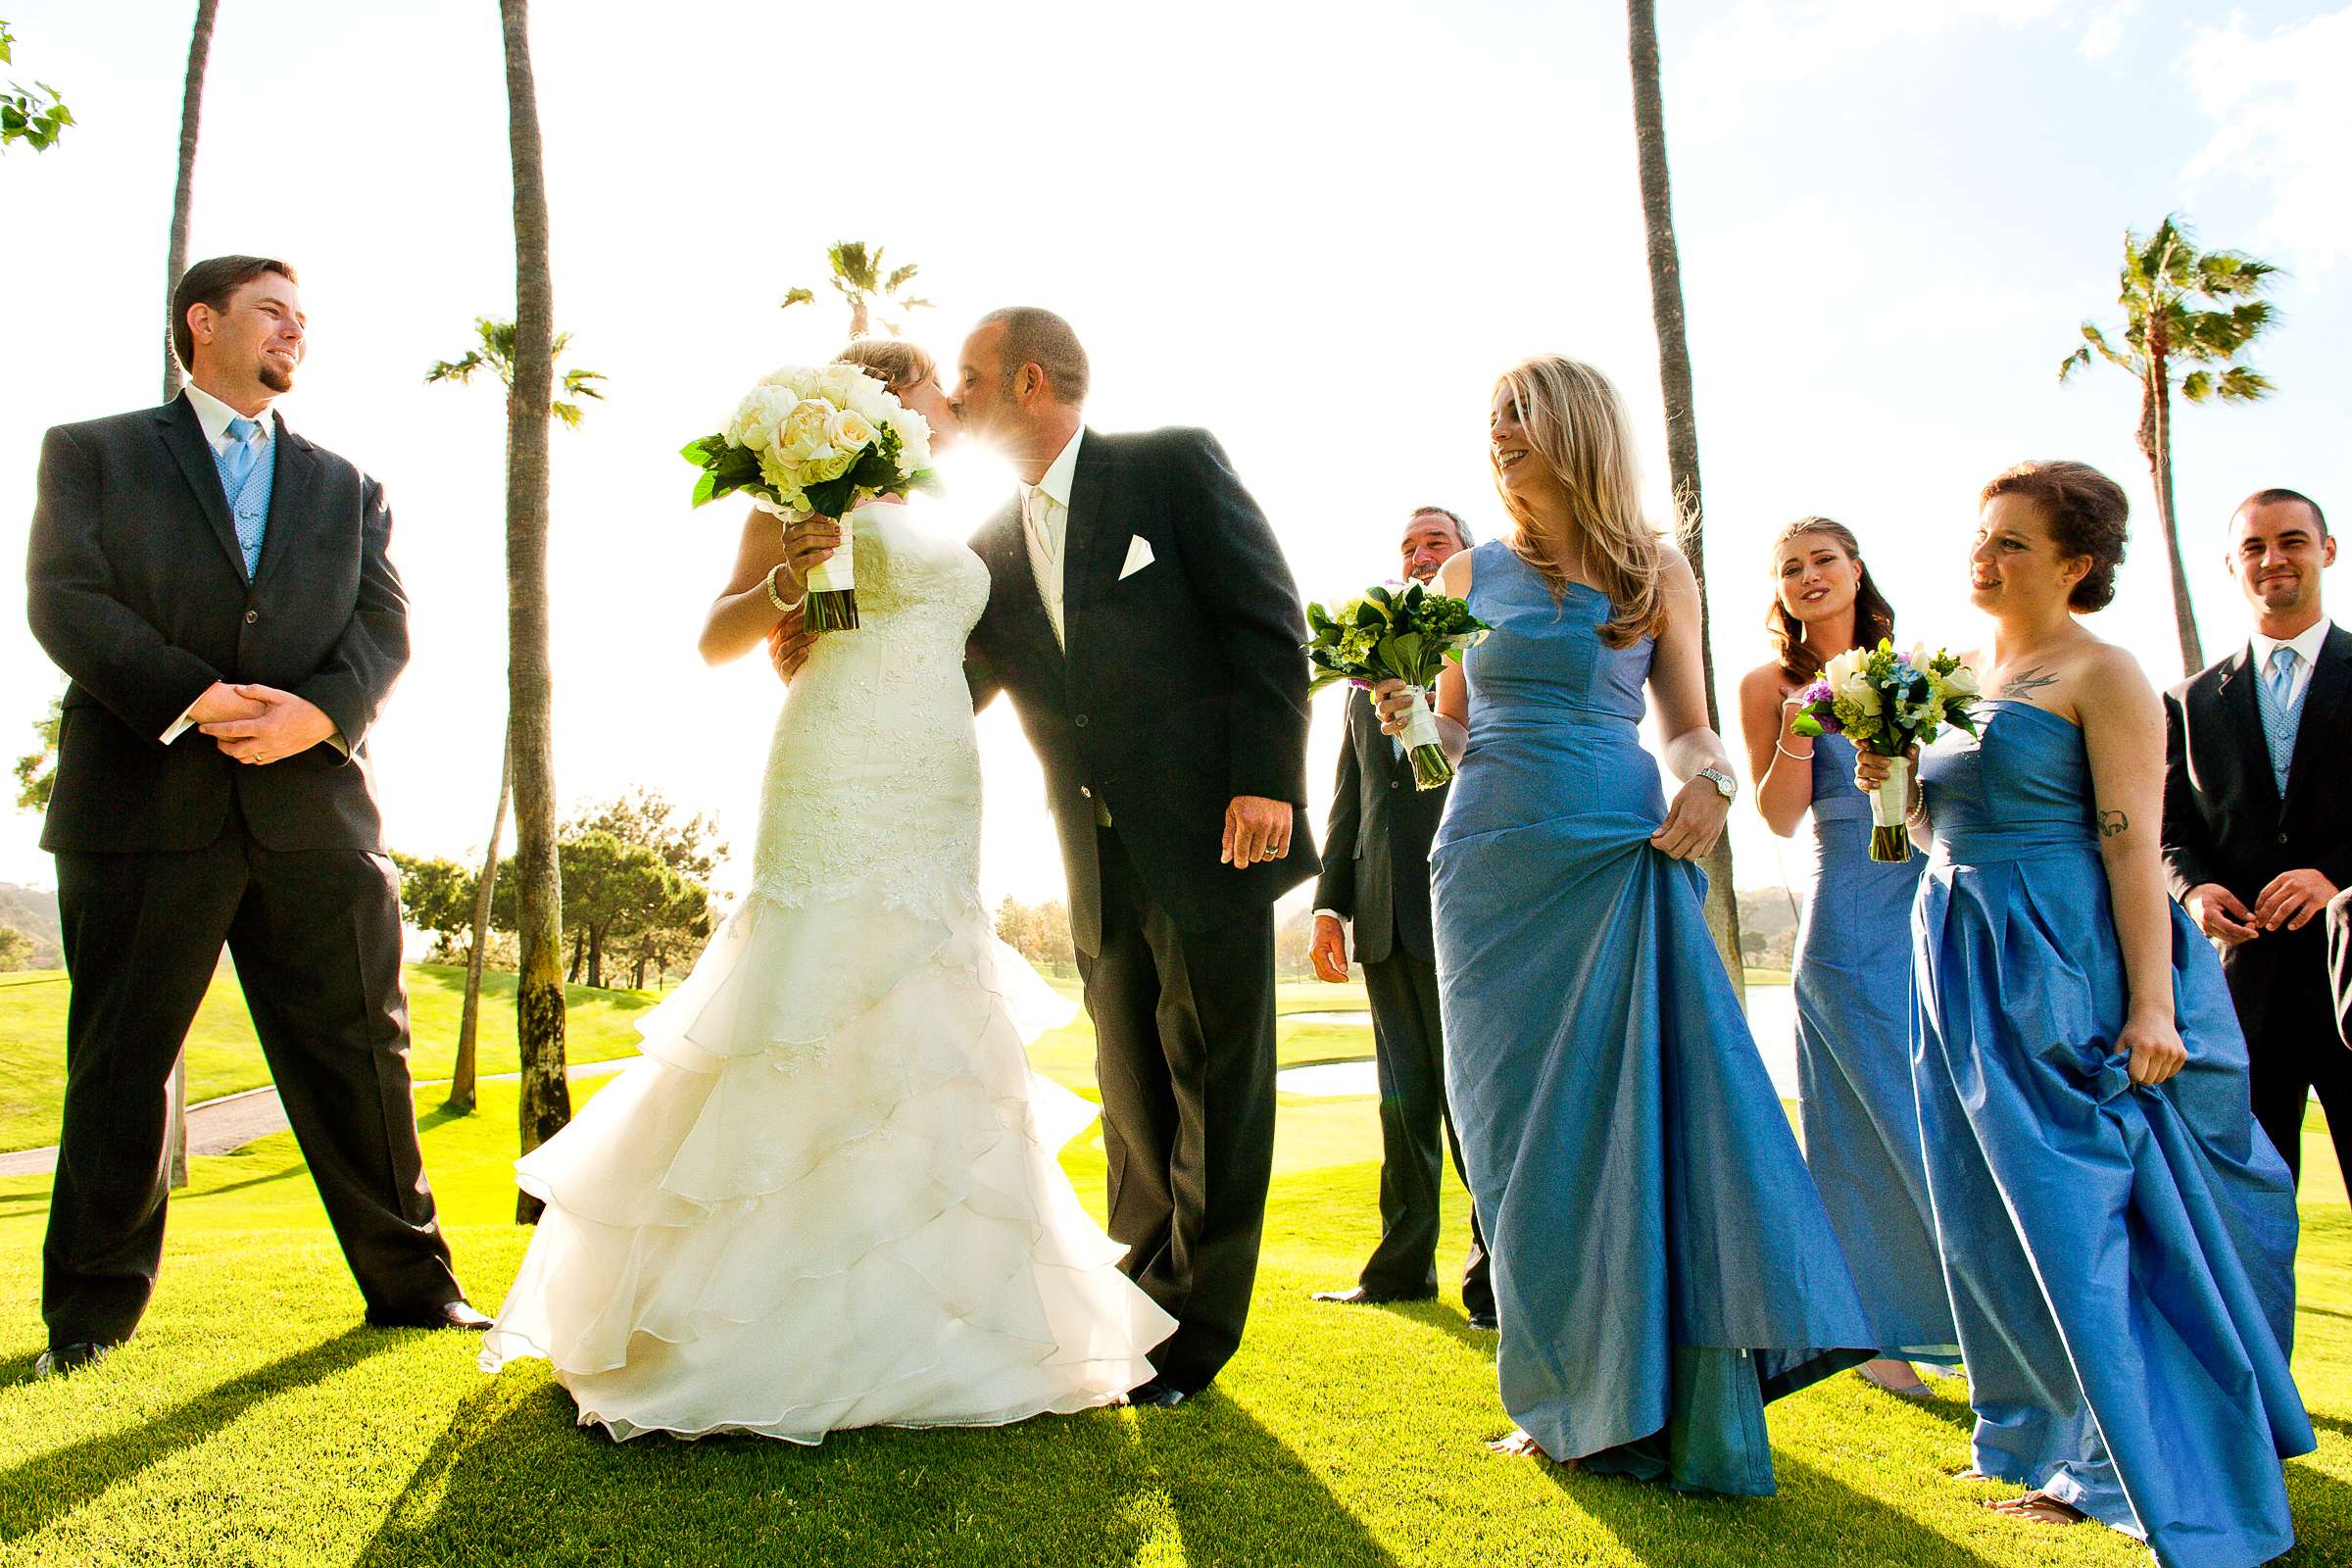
[1696,765,1737,802]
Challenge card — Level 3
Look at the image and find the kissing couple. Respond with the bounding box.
[481,308,1320,1440]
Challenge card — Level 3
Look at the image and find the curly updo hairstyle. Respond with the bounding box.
[1980,461,2132,612]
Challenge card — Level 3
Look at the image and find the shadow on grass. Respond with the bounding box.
[1535,1449,2000,1567]
[358,1373,1397,1567]
[0,1327,396,1545]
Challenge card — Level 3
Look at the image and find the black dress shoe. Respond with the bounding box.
[31,1341,115,1378]
[1466,1310,1498,1332]
[1122,1379,1189,1408]
[1310,1285,1438,1306]
[367,1299,494,1331]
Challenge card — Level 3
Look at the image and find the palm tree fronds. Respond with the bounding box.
[780,286,814,310]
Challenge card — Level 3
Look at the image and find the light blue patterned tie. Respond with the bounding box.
[218,416,268,578]
[2256,645,2303,796]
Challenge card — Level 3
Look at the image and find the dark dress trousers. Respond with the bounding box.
[966,426,1315,1392]
[2162,626,2352,1189]
[25,395,461,1347]
[1314,691,1492,1314]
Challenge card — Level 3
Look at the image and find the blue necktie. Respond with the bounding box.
[2256,645,2303,796]
[220,416,267,578]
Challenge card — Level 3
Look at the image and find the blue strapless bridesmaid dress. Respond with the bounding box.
[1913,699,2313,1567]
[1431,542,1874,1495]
[1791,733,1959,1365]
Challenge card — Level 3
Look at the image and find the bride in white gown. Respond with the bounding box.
[480,339,1175,1441]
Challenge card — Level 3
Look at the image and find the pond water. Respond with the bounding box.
[1276,985,1801,1099]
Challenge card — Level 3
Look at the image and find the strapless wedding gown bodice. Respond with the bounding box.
[482,501,1174,1442]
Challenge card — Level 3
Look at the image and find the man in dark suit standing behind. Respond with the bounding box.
[2163,487,2350,1192]
[24,257,482,1377]
[952,308,1317,1405]
[1306,508,1493,1328]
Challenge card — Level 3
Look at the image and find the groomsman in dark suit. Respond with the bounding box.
[1306,508,1494,1328]
[24,257,481,1377]
[2163,487,2350,1190]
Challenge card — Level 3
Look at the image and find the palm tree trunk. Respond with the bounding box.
[161,0,219,403]
[501,0,568,1224]
[2140,348,2203,674]
[447,733,510,1115]
[158,0,222,1192]
[1628,0,1742,999]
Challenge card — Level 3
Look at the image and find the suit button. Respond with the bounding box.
[1389,780,1399,790]
[244,610,259,624]
[1073,713,1088,728]
[2278,832,2290,845]
[1080,786,1093,799]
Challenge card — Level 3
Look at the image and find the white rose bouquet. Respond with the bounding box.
[680,365,938,631]
[1304,579,1491,789]
[1789,638,1983,860]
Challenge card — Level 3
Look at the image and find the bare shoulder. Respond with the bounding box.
[1435,549,1476,596]
[1738,661,1791,707]
[2076,638,2158,711]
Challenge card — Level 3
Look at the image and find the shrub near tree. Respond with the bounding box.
[392,853,480,961]
[0,925,33,972]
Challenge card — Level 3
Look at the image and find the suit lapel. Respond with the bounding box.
[2215,643,2279,813]
[250,422,314,595]
[152,397,247,581]
[2280,624,2352,818]
[1058,429,1112,631]
[976,500,1059,678]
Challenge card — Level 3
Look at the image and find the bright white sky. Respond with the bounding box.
[3,0,2346,912]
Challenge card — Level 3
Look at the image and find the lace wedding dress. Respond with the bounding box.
[481,501,1174,1441]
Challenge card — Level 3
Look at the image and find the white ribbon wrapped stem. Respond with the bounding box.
[1399,686,1443,752]
[807,510,856,594]
[1871,754,1912,828]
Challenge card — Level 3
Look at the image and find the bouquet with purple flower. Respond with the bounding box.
[1789,639,1983,860]
[1305,579,1490,789]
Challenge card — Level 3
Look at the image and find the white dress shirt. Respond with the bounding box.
[1019,427,1083,648]
[2250,617,2332,711]
[161,388,343,756]
[161,389,277,744]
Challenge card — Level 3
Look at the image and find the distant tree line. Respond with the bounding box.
[396,788,721,993]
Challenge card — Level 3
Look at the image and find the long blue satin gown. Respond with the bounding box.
[1431,542,1875,1494]
[1913,699,2313,1567]
[1791,734,1960,1366]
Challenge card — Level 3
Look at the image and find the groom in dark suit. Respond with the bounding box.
[954,308,1315,1404]
[2162,487,2349,1192]
[1306,507,1493,1328]
[24,257,480,1376]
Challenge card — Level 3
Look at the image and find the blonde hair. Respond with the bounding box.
[1492,355,1664,649]
[834,336,934,394]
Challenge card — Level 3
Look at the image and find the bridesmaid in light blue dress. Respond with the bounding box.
[1854,462,2310,1566]
[1382,358,1874,1495]
[1737,518,1959,1400]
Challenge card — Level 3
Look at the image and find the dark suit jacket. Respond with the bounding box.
[25,396,409,855]
[2162,625,2352,1043]
[967,426,1316,954]
[1312,690,1446,965]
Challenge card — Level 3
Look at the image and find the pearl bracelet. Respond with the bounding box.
[764,564,802,613]
[1775,739,1816,761]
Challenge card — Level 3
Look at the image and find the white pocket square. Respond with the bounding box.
[1118,535,1155,579]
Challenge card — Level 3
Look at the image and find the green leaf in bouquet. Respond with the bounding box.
[691,471,721,508]
[1306,601,1336,635]
[1385,630,1426,679]
[1354,597,1386,629]
[801,470,857,519]
[1790,712,1826,737]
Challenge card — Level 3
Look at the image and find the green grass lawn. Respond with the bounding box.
[0,965,664,1153]
[0,1005,2347,1565]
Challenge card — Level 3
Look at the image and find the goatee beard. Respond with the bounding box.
[258,361,294,395]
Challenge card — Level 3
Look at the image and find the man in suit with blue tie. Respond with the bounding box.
[1307,507,1494,1328]
[24,257,481,1377]
[2163,488,2349,1193]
